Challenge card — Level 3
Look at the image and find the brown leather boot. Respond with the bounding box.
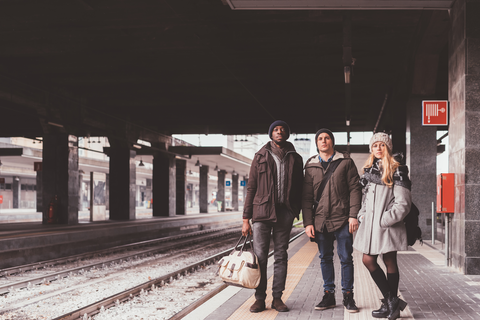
[250,299,266,313]
[272,298,289,312]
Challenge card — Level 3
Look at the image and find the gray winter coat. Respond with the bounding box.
[353,175,412,255]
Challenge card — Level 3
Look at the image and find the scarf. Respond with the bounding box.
[359,157,411,191]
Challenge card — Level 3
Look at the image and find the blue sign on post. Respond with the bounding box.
[226,181,231,186]
[240,181,246,186]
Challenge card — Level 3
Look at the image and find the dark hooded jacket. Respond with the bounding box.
[243,141,304,222]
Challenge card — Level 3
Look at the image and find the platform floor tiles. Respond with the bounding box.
[199,235,480,320]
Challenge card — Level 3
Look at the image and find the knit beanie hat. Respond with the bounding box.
[268,120,290,140]
[369,132,393,152]
[315,128,335,151]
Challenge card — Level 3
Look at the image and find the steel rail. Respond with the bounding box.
[0,226,239,278]
[53,230,305,320]
[0,228,240,295]
[168,230,306,320]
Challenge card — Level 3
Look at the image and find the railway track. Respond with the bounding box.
[53,229,306,320]
[0,227,240,296]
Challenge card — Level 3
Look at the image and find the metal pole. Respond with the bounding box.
[445,213,449,267]
[432,202,435,245]
[90,171,94,222]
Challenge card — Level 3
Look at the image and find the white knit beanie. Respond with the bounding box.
[369,132,393,152]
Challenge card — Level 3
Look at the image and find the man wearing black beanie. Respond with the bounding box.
[242,120,304,313]
[302,128,362,313]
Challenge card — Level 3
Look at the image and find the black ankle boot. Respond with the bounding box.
[387,295,407,320]
[372,298,389,318]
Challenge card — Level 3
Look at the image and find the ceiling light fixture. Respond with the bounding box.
[139,159,145,167]
[195,158,201,167]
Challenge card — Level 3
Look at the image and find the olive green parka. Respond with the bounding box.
[302,152,362,233]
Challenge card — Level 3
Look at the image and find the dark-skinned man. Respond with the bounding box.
[302,128,362,313]
[242,120,304,313]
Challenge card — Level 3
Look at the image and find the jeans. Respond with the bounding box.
[252,206,294,300]
[315,222,354,293]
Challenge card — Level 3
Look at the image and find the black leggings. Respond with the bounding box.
[363,252,400,298]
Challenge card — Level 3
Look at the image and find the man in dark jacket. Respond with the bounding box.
[242,120,304,313]
[302,128,362,313]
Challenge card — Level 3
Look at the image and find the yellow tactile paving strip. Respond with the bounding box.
[227,240,319,320]
[347,249,413,320]
[225,238,440,320]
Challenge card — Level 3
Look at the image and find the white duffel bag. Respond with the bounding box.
[217,235,260,289]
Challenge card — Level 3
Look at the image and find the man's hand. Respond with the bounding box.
[305,225,315,239]
[242,219,252,236]
[349,217,359,234]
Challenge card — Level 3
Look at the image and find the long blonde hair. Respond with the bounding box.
[363,144,400,187]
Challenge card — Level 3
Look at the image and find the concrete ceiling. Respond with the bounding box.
[0,0,449,142]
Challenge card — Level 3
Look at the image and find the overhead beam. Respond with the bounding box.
[226,0,454,10]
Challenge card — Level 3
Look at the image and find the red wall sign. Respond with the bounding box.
[422,100,448,126]
[0,195,3,204]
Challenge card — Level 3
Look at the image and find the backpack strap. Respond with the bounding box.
[314,158,344,205]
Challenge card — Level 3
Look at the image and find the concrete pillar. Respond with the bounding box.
[36,171,42,213]
[187,183,193,208]
[78,171,84,211]
[232,173,239,211]
[406,96,437,240]
[152,153,175,217]
[109,146,136,220]
[12,176,19,209]
[42,133,79,224]
[217,170,226,212]
[105,173,109,211]
[448,0,480,274]
[176,159,186,215]
[199,165,209,213]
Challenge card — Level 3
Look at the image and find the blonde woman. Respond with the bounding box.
[353,133,411,320]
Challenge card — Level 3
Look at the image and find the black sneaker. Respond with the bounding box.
[343,291,359,313]
[315,290,336,310]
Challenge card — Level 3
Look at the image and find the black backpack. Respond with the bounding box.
[403,203,423,246]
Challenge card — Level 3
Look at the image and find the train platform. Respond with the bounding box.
[191,233,480,320]
[0,211,243,269]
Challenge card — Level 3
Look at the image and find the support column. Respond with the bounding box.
[78,171,84,211]
[105,173,109,211]
[108,145,136,220]
[152,153,175,217]
[217,170,226,212]
[448,0,480,274]
[187,183,193,208]
[232,173,239,211]
[42,133,79,224]
[176,159,186,215]
[12,176,19,208]
[36,171,43,213]
[199,165,209,213]
[406,96,437,240]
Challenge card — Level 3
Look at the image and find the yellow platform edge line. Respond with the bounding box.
[227,238,318,320]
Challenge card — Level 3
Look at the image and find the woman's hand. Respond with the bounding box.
[242,219,252,236]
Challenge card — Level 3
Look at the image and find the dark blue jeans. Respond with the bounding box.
[315,222,354,293]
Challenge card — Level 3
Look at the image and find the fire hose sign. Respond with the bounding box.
[0,195,3,204]
[422,100,448,126]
